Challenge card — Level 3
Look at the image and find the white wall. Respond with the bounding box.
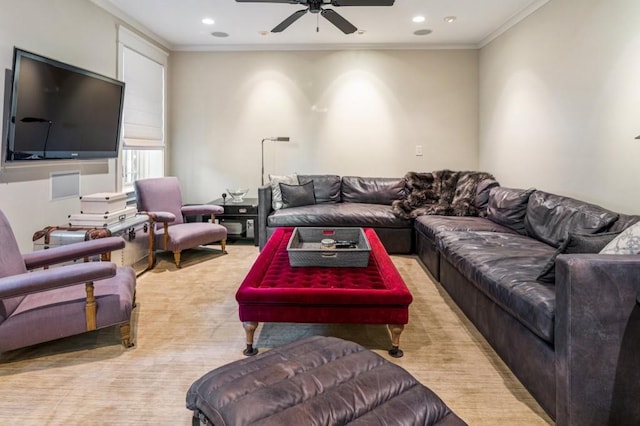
[0,0,126,251]
[479,0,640,214]
[169,49,479,204]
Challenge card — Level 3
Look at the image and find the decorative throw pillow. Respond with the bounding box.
[269,173,298,211]
[486,187,535,235]
[537,231,621,283]
[599,222,640,255]
[279,181,316,209]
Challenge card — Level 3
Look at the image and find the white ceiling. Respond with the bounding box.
[93,0,549,51]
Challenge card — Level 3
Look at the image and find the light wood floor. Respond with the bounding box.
[0,245,553,425]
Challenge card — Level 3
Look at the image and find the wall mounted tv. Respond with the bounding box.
[5,48,125,161]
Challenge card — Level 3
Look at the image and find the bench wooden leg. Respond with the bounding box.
[387,324,405,358]
[242,321,259,356]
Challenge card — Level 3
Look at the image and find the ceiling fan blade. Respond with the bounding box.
[330,0,394,6]
[321,9,357,34]
[272,9,308,32]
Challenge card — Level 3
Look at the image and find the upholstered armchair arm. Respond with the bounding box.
[555,254,640,426]
[139,211,175,251]
[0,262,117,299]
[143,211,176,224]
[182,204,223,218]
[22,237,126,270]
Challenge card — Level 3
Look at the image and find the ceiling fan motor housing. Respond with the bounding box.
[236,0,395,34]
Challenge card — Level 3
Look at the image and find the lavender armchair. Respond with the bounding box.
[0,210,136,354]
[134,177,227,268]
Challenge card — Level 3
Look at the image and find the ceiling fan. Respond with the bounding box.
[235,0,395,34]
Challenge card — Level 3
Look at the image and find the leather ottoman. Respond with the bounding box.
[186,336,466,425]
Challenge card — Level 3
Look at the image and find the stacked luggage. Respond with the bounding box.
[33,192,152,275]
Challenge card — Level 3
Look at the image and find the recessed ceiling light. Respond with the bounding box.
[357,30,366,35]
[413,29,432,36]
[412,15,426,23]
[444,16,457,23]
[202,18,215,25]
[211,31,229,38]
[259,30,269,36]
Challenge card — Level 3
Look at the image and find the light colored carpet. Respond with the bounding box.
[0,244,552,425]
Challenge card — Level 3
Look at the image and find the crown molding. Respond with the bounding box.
[478,0,551,48]
[90,0,174,51]
[172,42,479,52]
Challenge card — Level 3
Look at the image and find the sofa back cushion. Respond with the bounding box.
[475,178,500,216]
[341,177,406,205]
[297,175,341,204]
[524,191,619,248]
[608,213,640,233]
[486,187,535,235]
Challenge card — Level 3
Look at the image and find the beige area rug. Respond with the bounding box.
[0,244,552,425]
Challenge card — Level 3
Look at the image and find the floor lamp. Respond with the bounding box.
[261,137,290,186]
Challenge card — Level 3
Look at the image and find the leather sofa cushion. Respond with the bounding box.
[414,215,516,241]
[486,187,535,235]
[537,231,621,283]
[267,203,411,229]
[475,178,500,216]
[298,175,341,204]
[341,176,406,205]
[438,230,556,343]
[186,336,465,426]
[607,213,640,233]
[280,181,316,209]
[524,191,619,248]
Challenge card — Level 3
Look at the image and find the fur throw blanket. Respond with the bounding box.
[392,170,497,219]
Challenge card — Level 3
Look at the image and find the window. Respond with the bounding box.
[117,26,168,193]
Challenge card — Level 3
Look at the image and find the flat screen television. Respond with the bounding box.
[5,48,125,161]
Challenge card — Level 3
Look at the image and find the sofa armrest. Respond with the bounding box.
[0,262,117,299]
[257,184,273,250]
[555,254,640,426]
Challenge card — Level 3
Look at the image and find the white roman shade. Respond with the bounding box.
[118,26,167,148]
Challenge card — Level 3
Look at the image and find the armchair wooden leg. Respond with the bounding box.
[221,239,227,254]
[85,282,97,331]
[174,251,181,268]
[120,322,134,348]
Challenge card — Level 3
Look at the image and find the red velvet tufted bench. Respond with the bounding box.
[235,227,413,357]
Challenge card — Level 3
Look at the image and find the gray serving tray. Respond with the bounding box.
[286,227,371,268]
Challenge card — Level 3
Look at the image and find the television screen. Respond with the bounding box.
[5,48,125,161]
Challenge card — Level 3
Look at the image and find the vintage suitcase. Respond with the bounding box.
[80,192,127,214]
[68,206,137,227]
[33,214,152,275]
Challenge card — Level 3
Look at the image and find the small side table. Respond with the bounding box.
[211,197,258,246]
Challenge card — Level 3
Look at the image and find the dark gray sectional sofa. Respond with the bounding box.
[257,173,640,425]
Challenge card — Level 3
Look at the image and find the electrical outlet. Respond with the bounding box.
[415,145,423,156]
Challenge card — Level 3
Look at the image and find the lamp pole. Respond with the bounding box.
[261,138,267,186]
[261,137,290,186]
